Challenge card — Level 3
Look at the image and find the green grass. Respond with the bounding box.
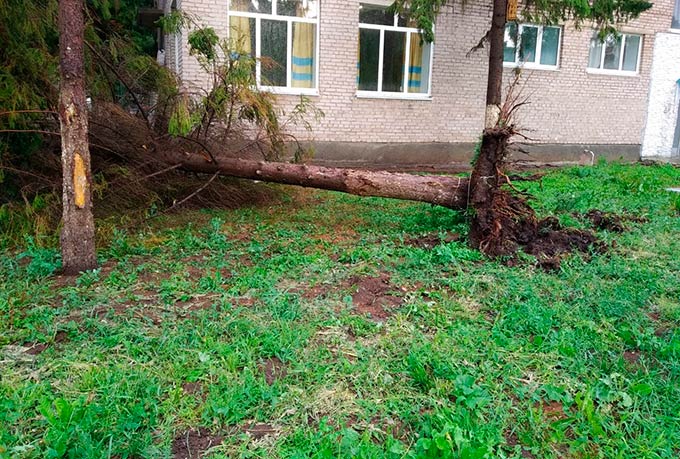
[1,162,679,458]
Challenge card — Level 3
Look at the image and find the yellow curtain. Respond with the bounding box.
[229,16,252,55]
[292,22,315,88]
[408,33,424,93]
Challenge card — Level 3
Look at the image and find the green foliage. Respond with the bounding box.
[169,24,323,161]
[390,0,653,43]
[188,28,220,61]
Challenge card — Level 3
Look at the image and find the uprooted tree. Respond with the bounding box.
[138,0,651,257]
[2,0,653,271]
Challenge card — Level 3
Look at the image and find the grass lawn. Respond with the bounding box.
[1,163,680,458]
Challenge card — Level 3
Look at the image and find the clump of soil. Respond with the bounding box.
[172,428,222,459]
[524,217,606,271]
[583,209,648,232]
[260,357,287,385]
[404,232,460,249]
[349,273,404,321]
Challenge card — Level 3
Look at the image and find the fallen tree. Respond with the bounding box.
[176,154,470,210]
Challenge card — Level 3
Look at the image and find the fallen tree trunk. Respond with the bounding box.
[175,154,470,210]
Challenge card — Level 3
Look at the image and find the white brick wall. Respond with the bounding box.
[172,0,675,149]
[641,32,680,158]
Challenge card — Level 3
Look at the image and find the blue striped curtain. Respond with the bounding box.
[292,22,315,88]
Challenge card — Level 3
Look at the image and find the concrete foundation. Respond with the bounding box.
[306,141,640,169]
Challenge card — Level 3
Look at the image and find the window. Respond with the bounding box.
[587,33,642,75]
[228,0,319,93]
[503,23,561,69]
[357,2,433,98]
[673,0,680,29]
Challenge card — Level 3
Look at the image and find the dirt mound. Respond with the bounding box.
[172,428,222,459]
[523,218,605,271]
[350,273,403,321]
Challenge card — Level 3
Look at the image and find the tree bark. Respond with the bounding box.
[175,154,470,210]
[59,0,97,274]
[483,0,508,129]
[469,0,511,255]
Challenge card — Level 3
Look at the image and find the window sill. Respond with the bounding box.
[668,28,680,34]
[355,91,432,101]
[585,68,639,77]
[503,62,559,71]
[260,86,319,97]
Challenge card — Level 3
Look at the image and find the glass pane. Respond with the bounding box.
[519,26,538,63]
[503,22,517,63]
[359,3,393,25]
[292,22,316,88]
[408,33,430,94]
[229,0,272,14]
[588,37,602,68]
[229,16,256,57]
[540,26,560,66]
[602,35,622,70]
[279,0,319,18]
[261,19,288,86]
[673,0,680,29]
[622,35,640,71]
[358,28,380,91]
[382,30,406,92]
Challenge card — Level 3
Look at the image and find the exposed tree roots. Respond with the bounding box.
[468,127,605,266]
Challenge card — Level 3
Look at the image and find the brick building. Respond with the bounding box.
[165,0,680,166]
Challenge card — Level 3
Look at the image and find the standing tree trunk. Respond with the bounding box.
[468,0,515,255]
[59,0,97,274]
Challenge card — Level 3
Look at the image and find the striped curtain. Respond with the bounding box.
[292,22,315,88]
[229,16,252,55]
[408,33,424,93]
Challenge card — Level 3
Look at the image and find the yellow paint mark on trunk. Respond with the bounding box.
[73,153,87,209]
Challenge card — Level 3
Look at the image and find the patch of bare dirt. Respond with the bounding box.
[404,232,460,249]
[538,401,568,421]
[349,273,404,321]
[182,381,202,395]
[172,428,223,459]
[623,350,641,364]
[523,217,606,271]
[582,209,647,233]
[260,357,287,385]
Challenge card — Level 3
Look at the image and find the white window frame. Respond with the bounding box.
[227,0,320,96]
[503,23,562,71]
[356,2,434,100]
[586,32,643,77]
[672,0,680,30]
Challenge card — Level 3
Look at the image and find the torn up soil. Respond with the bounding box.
[172,428,222,459]
[583,209,648,232]
[349,273,404,321]
[523,217,606,270]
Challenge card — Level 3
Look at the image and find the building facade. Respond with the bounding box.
[168,0,680,166]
